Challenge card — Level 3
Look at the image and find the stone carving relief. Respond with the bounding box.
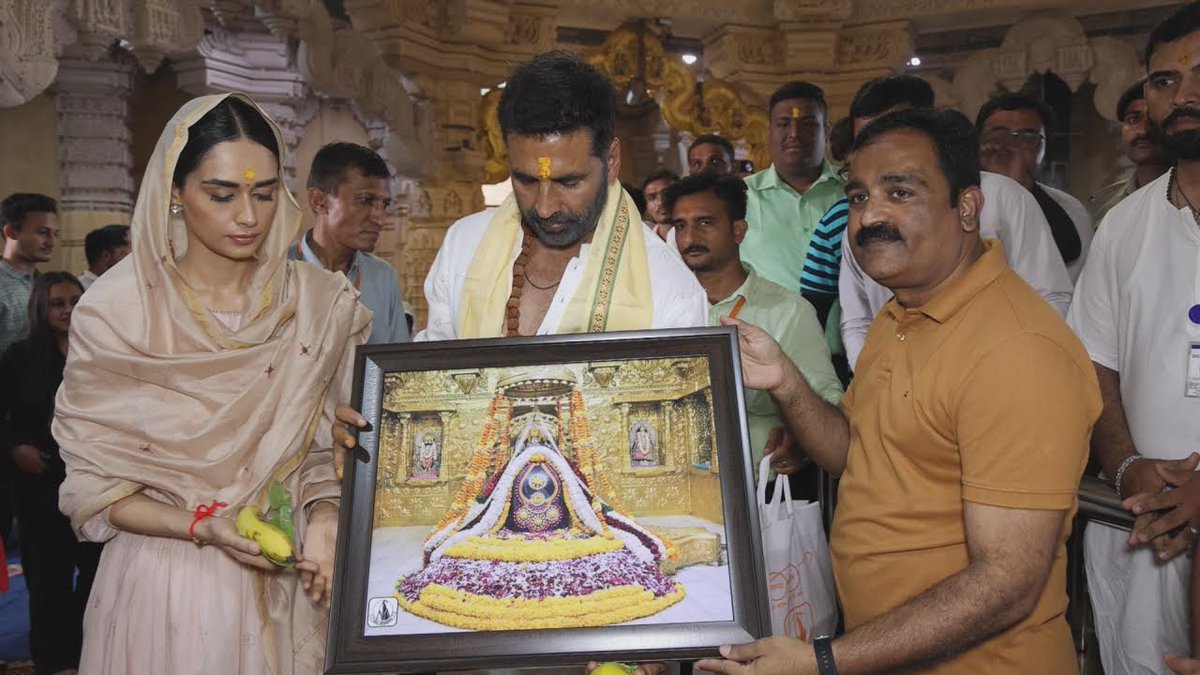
[773,0,852,22]
[945,11,1143,122]
[128,0,204,73]
[298,1,434,174]
[505,7,555,50]
[836,22,912,69]
[0,0,67,107]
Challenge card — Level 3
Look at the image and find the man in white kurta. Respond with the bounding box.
[419,206,706,340]
[1068,170,1199,674]
[839,170,1075,367]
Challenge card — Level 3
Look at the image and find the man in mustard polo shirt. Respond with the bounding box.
[740,82,844,291]
[699,109,1100,674]
[664,172,842,469]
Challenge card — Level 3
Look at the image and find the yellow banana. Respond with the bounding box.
[236,505,296,567]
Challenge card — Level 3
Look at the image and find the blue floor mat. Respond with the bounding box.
[0,542,31,662]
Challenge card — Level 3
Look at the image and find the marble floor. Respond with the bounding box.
[362,514,733,636]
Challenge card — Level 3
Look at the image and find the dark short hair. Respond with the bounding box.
[854,108,981,207]
[850,75,935,120]
[768,81,827,116]
[173,97,279,188]
[662,172,749,222]
[641,169,679,192]
[829,116,854,163]
[689,134,735,161]
[2,193,57,233]
[975,92,1054,131]
[307,142,390,194]
[623,182,646,215]
[498,51,616,158]
[84,224,130,265]
[1146,2,1200,67]
[1116,79,1148,120]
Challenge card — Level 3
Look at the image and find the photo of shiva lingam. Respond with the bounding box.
[366,362,731,634]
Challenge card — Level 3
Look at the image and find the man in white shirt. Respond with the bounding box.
[977,93,1094,281]
[1069,6,1200,673]
[419,51,705,341]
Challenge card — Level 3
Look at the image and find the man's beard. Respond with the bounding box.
[521,169,610,249]
[1150,108,1200,161]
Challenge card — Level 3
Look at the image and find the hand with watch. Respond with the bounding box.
[695,635,836,675]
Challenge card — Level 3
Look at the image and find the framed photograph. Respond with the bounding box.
[326,327,769,674]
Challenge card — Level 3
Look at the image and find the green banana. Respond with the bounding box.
[236,505,296,568]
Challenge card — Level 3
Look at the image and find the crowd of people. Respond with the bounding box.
[0,2,1198,674]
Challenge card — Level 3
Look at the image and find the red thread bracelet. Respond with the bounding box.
[189,499,228,545]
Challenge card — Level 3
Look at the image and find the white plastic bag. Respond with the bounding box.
[757,456,839,641]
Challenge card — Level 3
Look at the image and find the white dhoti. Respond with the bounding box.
[1085,521,1190,675]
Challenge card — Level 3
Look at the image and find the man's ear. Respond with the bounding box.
[607,138,621,183]
[956,186,985,233]
[733,218,749,244]
[308,187,328,215]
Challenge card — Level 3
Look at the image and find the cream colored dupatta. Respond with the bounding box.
[53,93,370,674]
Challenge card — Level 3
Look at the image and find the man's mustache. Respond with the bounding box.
[1164,107,1200,128]
[682,246,709,256]
[855,224,903,246]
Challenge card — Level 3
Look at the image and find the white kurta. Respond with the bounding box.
[1067,172,1200,675]
[838,171,1076,368]
[417,209,708,341]
[1040,182,1095,283]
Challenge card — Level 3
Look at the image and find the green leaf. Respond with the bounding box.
[267,480,295,542]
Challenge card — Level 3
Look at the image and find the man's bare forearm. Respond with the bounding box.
[1092,364,1138,478]
[830,554,1043,673]
[771,363,850,474]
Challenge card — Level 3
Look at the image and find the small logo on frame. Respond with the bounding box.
[367,597,399,627]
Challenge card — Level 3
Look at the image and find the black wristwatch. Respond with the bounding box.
[813,636,837,675]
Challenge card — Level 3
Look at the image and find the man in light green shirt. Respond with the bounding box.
[664,172,843,468]
[741,81,846,291]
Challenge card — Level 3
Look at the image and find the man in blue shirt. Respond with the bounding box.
[291,142,410,344]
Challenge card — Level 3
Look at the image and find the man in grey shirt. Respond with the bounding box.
[1,193,58,353]
[290,142,409,344]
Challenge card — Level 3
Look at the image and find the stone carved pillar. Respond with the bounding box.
[53,47,136,274]
[400,76,486,330]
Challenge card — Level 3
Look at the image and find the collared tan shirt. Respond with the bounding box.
[831,240,1101,673]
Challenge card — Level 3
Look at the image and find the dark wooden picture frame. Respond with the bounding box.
[326,327,769,674]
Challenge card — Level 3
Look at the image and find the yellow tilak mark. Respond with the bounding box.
[243,169,256,181]
[791,106,801,119]
[1181,52,1193,66]
[537,157,552,180]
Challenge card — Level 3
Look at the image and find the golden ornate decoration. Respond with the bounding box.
[476,22,770,182]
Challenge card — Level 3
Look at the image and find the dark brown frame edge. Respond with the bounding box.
[325,326,770,675]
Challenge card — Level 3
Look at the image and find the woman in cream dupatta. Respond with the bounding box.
[52,94,370,674]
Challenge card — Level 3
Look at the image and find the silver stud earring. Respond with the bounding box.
[169,203,183,215]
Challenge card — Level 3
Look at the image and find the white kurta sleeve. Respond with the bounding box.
[1066,221,1119,371]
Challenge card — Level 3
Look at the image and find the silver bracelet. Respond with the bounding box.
[1113,454,1142,497]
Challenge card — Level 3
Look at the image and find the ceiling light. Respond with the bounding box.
[681,53,698,65]
[907,56,922,67]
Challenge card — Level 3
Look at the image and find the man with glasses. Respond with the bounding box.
[291,142,410,344]
[977,94,1094,281]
